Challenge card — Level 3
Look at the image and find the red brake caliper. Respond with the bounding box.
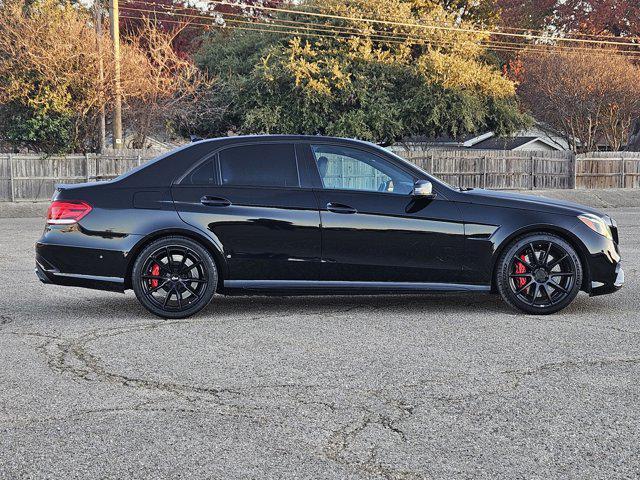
[150,263,160,288]
[515,254,528,289]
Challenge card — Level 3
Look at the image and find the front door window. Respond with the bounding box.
[311,145,414,195]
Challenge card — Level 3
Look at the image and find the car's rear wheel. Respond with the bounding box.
[132,236,217,319]
[496,233,583,315]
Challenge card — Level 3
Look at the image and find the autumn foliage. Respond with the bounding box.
[195,0,528,143]
[517,48,640,152]
[0,0,211,152]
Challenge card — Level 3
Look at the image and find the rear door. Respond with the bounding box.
[305,143,465,283]
[171,142,321,280]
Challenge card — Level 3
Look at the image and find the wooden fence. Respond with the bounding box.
[575,152,640,189]
[0,152,157,201]
[401,149,575,190]
[0,149,639,201]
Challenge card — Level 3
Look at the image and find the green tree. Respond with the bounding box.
[0,102,73,153]
[196,0,528,144]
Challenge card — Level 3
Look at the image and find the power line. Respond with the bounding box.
[204,0,640,49]
[277,0,640,44]
[119,2,640,59]
[119,10,640,62]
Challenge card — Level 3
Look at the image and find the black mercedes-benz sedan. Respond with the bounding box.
[36,135,624,318]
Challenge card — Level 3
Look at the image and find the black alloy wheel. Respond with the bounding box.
[496,233,583,315]
[132,236,217,318]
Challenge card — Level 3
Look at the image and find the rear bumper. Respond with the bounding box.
[35,225,143,293]
[36,256,125,293]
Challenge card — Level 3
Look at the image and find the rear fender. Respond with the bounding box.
[125,227,229,289]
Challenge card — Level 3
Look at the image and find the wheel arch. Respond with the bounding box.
[124,227,228,290]
[490,224,591,293]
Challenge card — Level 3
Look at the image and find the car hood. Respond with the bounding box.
[459,189,607,218]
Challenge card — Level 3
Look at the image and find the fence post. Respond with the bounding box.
[85,153,90,182]
[621,156,626,189]
[569,152,577,190]
[482,155,487,189]
[8,153,14,202]
[530,155,535,190]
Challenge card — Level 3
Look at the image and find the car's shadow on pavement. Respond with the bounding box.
[22,284,612,324]
[57,291,515,321]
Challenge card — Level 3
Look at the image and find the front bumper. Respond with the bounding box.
[590,263,624,297]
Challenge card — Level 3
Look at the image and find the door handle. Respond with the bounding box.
[201,196,231,207]
[326,202,357,214]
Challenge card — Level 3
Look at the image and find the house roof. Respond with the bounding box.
[470,136,539,150]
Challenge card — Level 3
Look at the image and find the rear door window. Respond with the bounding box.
[219,144,299,188]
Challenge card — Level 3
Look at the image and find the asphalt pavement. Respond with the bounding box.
[1,209,639,479]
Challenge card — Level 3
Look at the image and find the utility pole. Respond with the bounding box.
[109,0,123,149]
[94,2,106,152]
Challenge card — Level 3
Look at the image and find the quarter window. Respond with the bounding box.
[219,144,299,188]
[311,145,414,195]
[182,159,215,185]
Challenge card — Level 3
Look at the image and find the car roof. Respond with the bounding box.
[193,134,381,149]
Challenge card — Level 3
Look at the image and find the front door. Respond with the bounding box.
[172,142,321,280]
[307,143,465,283]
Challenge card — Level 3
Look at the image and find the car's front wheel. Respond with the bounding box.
[132,236,217,319]
[496,233,583,315]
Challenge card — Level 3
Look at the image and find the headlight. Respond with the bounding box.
[578,214,613,239]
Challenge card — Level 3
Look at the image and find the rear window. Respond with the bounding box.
[219,144,299,188]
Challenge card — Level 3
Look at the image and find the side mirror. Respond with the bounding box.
[413,180,436,198]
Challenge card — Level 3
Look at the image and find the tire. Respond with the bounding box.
[132,236,218,319]
[496,233,583,315]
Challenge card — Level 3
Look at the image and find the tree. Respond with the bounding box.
[497,0,640,37]
[495,0,555,32]
[0,0,119,151]
[412,0,500,25]
[121,18,219,147]
[119,0,285,58]
[517,48,640,152]
[195,0,528,144]
[119,0,209,57]
[0,0,213,152]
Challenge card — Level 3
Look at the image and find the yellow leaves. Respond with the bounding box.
[0,0,107,115]
[0,0,208,121]
[295,0,517,101]
[280,38,351,98]
[422,49,515,97]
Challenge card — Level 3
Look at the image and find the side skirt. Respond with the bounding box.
[222,280,491,296]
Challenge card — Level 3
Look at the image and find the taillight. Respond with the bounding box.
[46,200,93,225]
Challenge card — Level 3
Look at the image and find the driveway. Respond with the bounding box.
[1,209,638,479]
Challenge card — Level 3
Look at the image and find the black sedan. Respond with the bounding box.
[36,135,624,318]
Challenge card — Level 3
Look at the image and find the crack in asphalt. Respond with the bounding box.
[38,321,247,407]
[503,356,640,388]
[34,305,376,409]
[15,302,640,479]
[0,398,251,428]
[526,315,640,335]
[323,395,423,480]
